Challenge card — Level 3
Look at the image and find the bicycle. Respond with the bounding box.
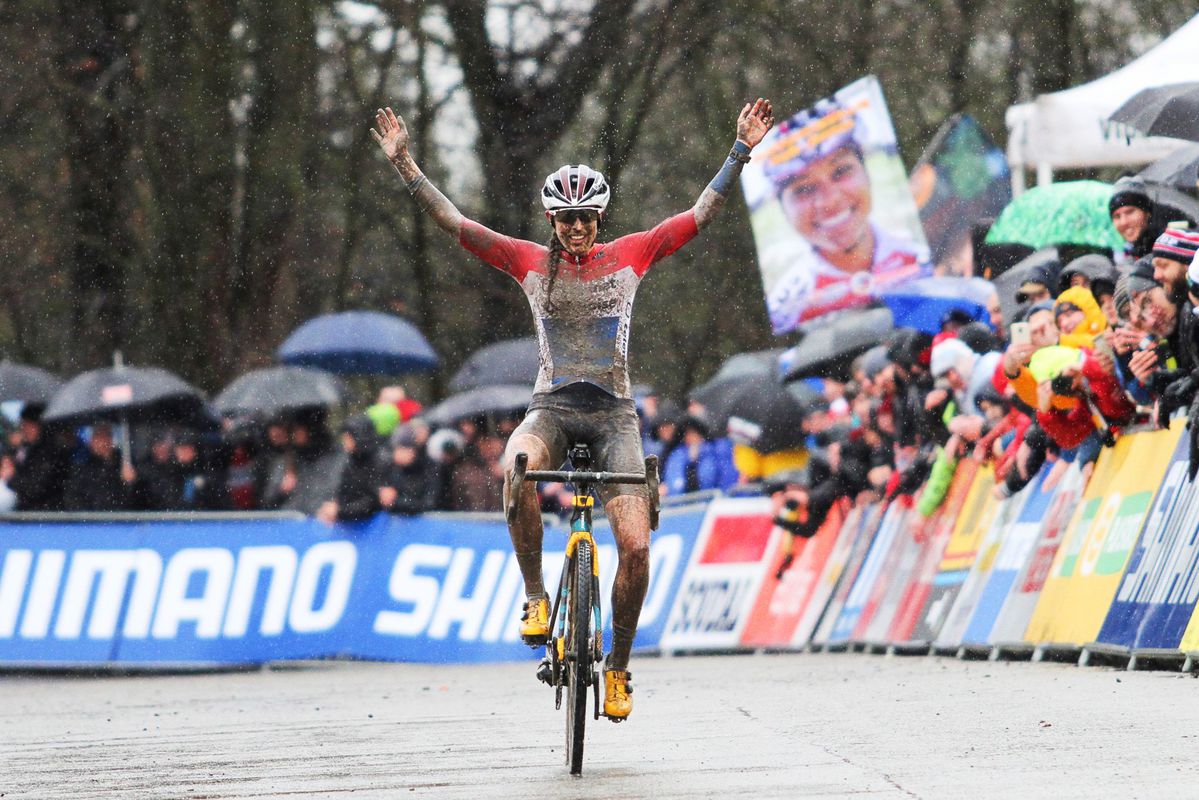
[506,443,660,775]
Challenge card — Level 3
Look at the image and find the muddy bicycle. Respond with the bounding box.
[506,443,659,775]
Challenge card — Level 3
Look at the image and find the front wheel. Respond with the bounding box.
[565,540,593,775]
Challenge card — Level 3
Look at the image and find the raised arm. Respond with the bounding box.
[693,98,775,230]
[371,107,464,236]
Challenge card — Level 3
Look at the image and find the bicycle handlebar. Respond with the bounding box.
[523,469,647,485]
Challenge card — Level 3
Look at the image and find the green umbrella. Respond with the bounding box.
[984,180,1123,251]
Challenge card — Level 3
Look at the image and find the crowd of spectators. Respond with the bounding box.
[3,179,1198,528]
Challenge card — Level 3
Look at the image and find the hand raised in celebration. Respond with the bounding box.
[737,98,775,149]
[371,107,410,162]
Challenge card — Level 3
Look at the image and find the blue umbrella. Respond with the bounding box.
[277,311,438,375]
[878,276,994,335]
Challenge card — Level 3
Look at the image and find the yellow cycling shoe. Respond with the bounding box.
[519,596,549,646]
[603,668,633,721]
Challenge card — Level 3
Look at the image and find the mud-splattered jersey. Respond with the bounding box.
[459,211,699,399]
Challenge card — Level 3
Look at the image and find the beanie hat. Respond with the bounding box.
[1109,178,1154,216]
[930,338,976,378]
[1126,255,1159,295]
[1152,228,1199,265]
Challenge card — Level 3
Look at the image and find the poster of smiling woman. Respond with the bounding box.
[742,76,932,335]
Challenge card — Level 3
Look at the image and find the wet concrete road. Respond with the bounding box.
[2,652,1195,799]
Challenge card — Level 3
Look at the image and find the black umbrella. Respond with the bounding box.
[277,310,438,375]
[710,348,786,383]
[991,247,1062,326]
[449,337,540,392]
[43,366,210,427]
[1141,182,1199,226]
[425,384,533,426]
[1138,143,1199,190]
[0,361,63,404]
[689,374,807,454]
[215,366,343,418]
[779,308,894,382]
[1109,82,1199,142]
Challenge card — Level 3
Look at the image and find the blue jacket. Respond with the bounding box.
[663,438,739,495]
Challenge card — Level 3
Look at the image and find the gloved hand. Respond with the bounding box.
[1160,375,1197,428]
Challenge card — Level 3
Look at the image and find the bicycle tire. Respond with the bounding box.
[565,540,593,775]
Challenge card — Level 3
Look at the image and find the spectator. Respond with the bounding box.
[2,403,69,511]
[64,424,140,512]
[1151,228,1199,307]
[662,415,736,495]
[156,431,230,512]
[380,424,440,514]
[261,410,345,515]
[447,428,504,512]
[1109,177,1163,263]
[427,428,465,509]
[1054,287,1108,350]
[317,415,384,524]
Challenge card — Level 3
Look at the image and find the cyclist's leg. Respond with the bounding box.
[603,493,651,669]
[503,408,567,601]
[591,402,651,671]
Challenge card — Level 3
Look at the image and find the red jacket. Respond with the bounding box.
[1036,351,1134,449]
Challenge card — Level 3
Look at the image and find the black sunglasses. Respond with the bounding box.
[554,209,599,225]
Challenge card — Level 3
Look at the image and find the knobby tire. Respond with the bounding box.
[566,540,593,775]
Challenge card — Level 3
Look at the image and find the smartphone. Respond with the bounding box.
[1010,322,1031,346]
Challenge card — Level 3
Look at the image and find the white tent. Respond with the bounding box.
[1006,13,1199,189]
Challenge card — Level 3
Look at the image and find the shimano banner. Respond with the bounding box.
[0,504,708,667]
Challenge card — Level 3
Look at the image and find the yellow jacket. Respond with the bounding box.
[1056,286,1107,349]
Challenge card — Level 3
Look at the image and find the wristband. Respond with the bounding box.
[405,174,427,194]
[729,140,752,163]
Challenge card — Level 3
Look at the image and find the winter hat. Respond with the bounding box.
[1126,255,1159,295]
[1059,254,1117,292]
[1152,228,1199,265]
[957,322,1000,354]
[930,338,976,378]
[1109,177,1154,216]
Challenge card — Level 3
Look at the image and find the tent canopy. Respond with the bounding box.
[1006,13,1199,181]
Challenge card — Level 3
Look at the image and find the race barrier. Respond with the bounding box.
[4,423,1199,671]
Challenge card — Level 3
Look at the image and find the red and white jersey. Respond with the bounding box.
[766,224,928,332]
[459,211,699,399]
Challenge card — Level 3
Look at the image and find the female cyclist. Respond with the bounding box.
[371,98,774,720]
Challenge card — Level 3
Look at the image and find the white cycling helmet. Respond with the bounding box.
[540,164,610,214]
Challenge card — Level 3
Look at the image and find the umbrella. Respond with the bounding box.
[688,374,807,454]
[424,384,533,426]
[1138,143,1199,189]
[992,247,1062,326]
[449,337,539,392]
[1109,82,1199,142]
[984,181,1124,251]
[1140,182,1199,226]
[878,277,994,336]
[215,366,343,418]
[778,308,894,382]
[43,366,210,427]
[709,348,787,383]
[277,311,438,375]
[0,361,63,404]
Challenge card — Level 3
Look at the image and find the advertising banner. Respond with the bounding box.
[907,114,1012,274]
[887,460,981,644]
[960,467,1063,645]
[1024,424,1181,646]
[790,504,865,646]
[827,501,908,644]
[660,497,777,652]
[989,462,1085,644]
[1099,434,1199,650]
[933,485,1026,651]
[740,501,847,648]
[811,503,885,647]
[854,502,921,643]
[741,76,931,333]
[911,463,996,642]
[0,503,709,666]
